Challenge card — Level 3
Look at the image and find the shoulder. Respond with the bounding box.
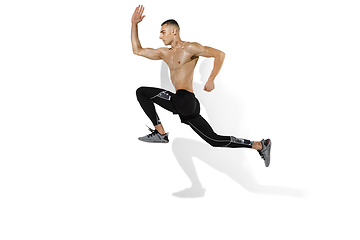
[185,42,205,55]
[157,47,170,54]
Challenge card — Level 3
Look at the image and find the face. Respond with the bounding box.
[159,24,174,46]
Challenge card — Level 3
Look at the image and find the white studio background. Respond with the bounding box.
[1,0,359,239]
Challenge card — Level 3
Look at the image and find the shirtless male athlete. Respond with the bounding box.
[131,5,271,167]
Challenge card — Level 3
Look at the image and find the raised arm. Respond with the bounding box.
[186,42,225,92]
[131,5,162,60]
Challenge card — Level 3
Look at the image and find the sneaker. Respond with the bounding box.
[138,126,169,143]
[258,139,271,167]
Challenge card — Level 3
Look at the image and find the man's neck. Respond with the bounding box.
[170,37,183,50]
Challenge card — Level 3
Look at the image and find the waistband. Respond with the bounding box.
[176,89,195,95]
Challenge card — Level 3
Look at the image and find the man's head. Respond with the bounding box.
[159,19,180,46]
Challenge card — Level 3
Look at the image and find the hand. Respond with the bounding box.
[131,5,146,24]
[203,81,215,92]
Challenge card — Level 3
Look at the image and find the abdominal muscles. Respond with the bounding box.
[170,68,194,92]
[169,59,198,92]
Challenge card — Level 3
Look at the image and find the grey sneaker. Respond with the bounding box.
[138,126,169,143]
[258,139,271,167]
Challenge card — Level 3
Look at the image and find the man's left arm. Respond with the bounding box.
[187,43,225,92]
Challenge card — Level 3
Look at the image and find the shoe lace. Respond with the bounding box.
[258,139,269,161]
[258,150,265,160]
[146,125,158,138]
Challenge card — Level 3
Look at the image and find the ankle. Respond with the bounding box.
[154,124,165,135]
[252,141,262,151]
[155,129,165,135]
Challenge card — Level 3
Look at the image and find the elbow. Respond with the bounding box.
[215,51,225,61]
[133,49,140,56]
[132,47,142,56]
[219,51,225,59]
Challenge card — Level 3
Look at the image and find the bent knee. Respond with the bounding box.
[136,87,145,97]
[136,87,150,100]
[203,139,226,148]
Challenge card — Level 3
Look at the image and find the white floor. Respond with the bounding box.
[1,1,360,239]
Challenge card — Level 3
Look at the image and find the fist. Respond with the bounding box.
[203,81,215,92]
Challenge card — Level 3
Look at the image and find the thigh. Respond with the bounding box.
[137,86,167,99]
[138,86,177,114]
[151,90,178,114]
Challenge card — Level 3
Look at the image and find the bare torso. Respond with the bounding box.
[159,42,198,93]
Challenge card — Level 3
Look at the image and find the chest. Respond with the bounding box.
[163,49,197,70]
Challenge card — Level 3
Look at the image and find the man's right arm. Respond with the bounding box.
[131,23,162,60]
[131,5,162,60]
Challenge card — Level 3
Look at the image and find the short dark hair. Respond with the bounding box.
[161,19,180,31]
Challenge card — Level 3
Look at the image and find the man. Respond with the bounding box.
[131,5,271,167]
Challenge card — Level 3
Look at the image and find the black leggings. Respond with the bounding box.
[136,86,252,148]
